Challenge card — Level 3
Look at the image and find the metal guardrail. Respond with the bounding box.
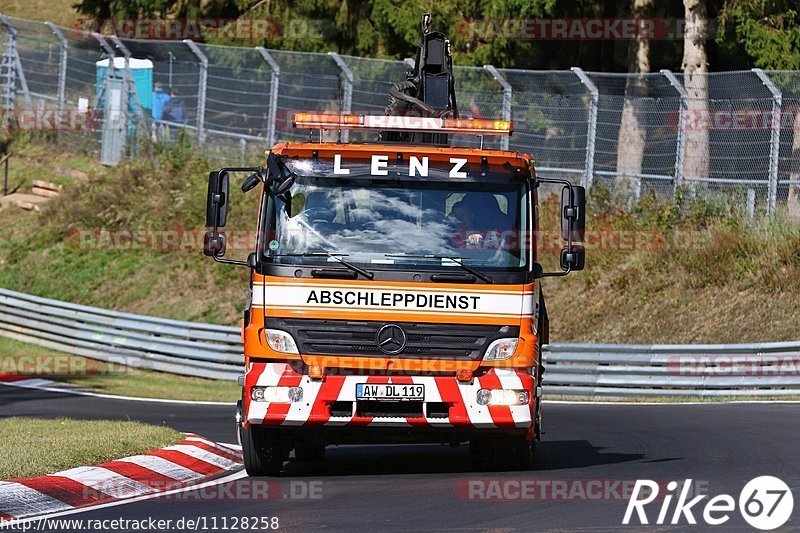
[0,288,241,380]
[1,287,798,397]
[544,343,800,397]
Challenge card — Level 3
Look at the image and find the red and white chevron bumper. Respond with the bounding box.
[243,362,534,430]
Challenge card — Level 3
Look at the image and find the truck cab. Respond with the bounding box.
[203,15,585,474]
[204,121,585,474]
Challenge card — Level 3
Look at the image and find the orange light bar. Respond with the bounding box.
[293,112,362,127]
[292,113,513,136]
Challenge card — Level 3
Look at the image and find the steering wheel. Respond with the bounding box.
[292,213,341,251]
[295,207,332,226]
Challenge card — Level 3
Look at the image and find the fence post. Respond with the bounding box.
[0,14,32,109]
[92,31,115,99]
[661,69,688,194]
[571,67,598,189]
[753,68,782,215]
[108,35,146,125]
[255,47,280,148]
[44,22,67,114]
[329,52,353,143]
[184,39,207,146]
[747,188,756,218]
[93,33,125,165]
[483,65,512,151]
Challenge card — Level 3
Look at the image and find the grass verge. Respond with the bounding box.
[543,186,800,343]
[0,417,182,479]
[0,134,253,325]
[0,135,799,343]
[0,335,240,403]
[0,0,79,27]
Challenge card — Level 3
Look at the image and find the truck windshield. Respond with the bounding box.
[261,170,528,271]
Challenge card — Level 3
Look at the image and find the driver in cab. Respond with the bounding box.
[449,194,507,250]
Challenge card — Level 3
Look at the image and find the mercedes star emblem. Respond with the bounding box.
[376,324,407,355]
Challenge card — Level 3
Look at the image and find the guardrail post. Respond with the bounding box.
[571,67,598,189]
[255,47,280,148]
[329,52,353,143]
[184,39,208,146]
[661,69,688,194]
[44,22,67,114]
[753,68,782,215]
[0,14,32,109]
[483,65,512,151]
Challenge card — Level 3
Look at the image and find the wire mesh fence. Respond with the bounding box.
[1,14,799,214]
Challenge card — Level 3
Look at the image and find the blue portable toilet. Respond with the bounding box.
[95,57,154,111]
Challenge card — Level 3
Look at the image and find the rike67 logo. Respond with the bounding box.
[624,476,794,530]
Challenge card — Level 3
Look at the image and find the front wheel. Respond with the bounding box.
[240,425,285,476]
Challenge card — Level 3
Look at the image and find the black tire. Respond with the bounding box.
[294,442,326,462]
[240,425,284,476]
[470,435,534,472]
[508,435,535,471]
[469,436,493,471]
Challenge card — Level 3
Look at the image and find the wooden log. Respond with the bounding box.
[31,187,59,198]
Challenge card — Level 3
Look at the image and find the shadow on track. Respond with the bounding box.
[280,439,646,477]
[531,440,653,471]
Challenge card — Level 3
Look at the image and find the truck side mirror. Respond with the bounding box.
[533,177,588,278]
[204,165,265,268]
[206,171,230,228]
[203,231,227,257]
[241,172,261,193]
[559,245,585,271]
[561,185,586,242]
[273,173,295,196]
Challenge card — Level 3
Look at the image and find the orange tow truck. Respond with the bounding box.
[203,15,586,474]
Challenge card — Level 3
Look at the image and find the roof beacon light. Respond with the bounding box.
[292,113,513,137]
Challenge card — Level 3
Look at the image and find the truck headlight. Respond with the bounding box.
[251,386,303,403]
[483,337,519,361]
[476,389,529,406]
[265,329,299,354]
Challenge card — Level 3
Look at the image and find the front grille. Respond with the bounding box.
[269,318,519,360]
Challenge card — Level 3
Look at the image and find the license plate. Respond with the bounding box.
[356,383,424,401]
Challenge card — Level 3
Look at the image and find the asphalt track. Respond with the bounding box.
[1,384,798,532]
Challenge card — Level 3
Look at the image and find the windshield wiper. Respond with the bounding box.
[271,252,374,280]
[384,254,493,283]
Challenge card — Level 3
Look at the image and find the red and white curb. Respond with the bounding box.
[0,433,243,521]
[0,376,55,386]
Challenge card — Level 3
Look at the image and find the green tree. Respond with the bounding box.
[73,0,244,18]
[717,0,800,69]
[72,0,800,73]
